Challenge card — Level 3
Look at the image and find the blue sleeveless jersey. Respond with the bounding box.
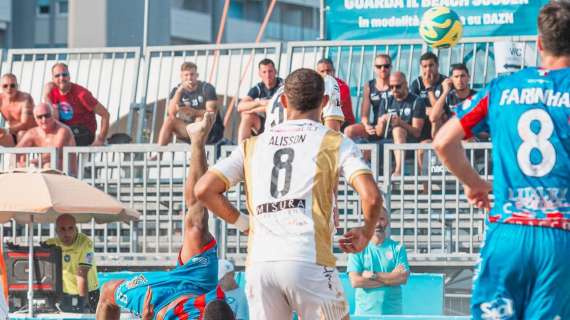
[115,239,220,318]
[456,67,570,230]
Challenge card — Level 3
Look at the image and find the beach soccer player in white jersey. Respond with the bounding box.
[265,74,345,131]
[196,68,384,320]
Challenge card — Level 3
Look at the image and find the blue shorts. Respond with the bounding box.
[472,223,570,319]
[114,240,219,317]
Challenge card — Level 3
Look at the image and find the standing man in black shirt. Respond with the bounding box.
[237,58,283,142]
[156,62,224,146]
[376,72,426,177]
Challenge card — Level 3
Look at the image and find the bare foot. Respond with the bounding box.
[186,112,215,145]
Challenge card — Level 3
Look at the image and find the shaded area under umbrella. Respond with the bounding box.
[0,168,140,316]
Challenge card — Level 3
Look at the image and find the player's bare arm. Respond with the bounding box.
[195,173,245,230]
[433,118,491,209]
[339,174,382,253]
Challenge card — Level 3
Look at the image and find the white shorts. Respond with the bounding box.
[245,261,349,320]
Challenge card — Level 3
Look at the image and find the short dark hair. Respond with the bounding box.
[258,58,275,69]
[284,68,324,112]
[420,52,439,65]
[538,1,570,57]
[317,58,335,69]
[203,300,235,320]
[181,62,198,72]
[450,63,469,75]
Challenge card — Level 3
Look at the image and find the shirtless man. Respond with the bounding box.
[0,74,35,147]
[17,103,75,169]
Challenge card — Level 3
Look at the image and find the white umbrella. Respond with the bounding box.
[0,168,140,316]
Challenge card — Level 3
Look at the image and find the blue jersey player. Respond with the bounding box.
[96,113,236,320]
[434,2,570,319]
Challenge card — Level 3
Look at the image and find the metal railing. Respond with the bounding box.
[134,43,283,143]
[60,144,216,266]
[5,47,142,137]
[0,142,494,267]
[383,143,493,265]
[286,36,538,121]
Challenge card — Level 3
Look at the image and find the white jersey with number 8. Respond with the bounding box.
[211,119,371,267]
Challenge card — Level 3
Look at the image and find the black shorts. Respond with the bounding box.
[69,125,95,146]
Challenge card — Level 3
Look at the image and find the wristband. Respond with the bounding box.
[233,214,250,232]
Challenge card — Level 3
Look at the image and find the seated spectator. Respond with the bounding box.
[43,63,110,146]
[0,73,35,147]
[316,58,356,130]
[218,259,248,320]
[430,63,478,137]
[345,54,392,142]
[45,214,99,313]
[156,62,224,147]
[237,58,283,142]
[17,103,76,169]
[375,72,425,176]
[348,212,410,316]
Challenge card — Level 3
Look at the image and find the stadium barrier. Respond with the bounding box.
[382,142,492,265]
[4,47,142,137]
[134,43,283,143]
[285,36,537,121]
[1,142,491,268]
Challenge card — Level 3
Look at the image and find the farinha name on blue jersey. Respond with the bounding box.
[499,87,570,108]
[456,67,570,230]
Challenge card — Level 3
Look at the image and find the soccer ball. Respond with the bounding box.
[419,7,463,49]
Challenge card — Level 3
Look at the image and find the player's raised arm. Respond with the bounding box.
[195,141,250,233]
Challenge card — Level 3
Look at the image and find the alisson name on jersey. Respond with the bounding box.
[269,134,307,146]
[256,199,306,215]
[499,88,570,108]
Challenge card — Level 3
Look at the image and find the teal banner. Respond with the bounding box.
[326,0,548,40]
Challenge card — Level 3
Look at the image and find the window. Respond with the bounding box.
[182,0,209,14]
[36,0,50,16]
[57,0,68,15]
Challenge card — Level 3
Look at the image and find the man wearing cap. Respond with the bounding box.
[218,260,249,320]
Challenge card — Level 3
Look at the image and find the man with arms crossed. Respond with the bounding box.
[0,74,35,146]
[434,2,570,318]
[96,113,233,320]
[196,69,383,319]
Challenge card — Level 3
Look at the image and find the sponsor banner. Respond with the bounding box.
[326,0,548,40]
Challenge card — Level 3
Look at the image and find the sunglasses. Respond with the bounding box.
[2,83,16,89]
[35,113,52,120]
[390,84,403,90]
[54,72,70,78]
[375,64,391,69]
